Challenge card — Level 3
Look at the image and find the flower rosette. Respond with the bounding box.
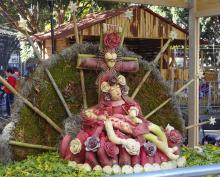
[101,81,110,93]
[104,32,121,50]
[166,129,182,146]
[144,142,157,157]
[70,138,82,154]
[117,75,126,86]
[84,136,100,152]
[104,141,119,158]
[123,138,140,155]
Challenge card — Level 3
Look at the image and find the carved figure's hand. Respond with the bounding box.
[85,109,97,119]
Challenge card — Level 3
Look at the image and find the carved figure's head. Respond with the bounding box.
[104,51,117,69]
[100,74,129,101]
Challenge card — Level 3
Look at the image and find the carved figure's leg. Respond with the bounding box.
[148,123,168,146]
[144,123,179,160]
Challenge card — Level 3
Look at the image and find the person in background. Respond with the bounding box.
[2,67,16,118]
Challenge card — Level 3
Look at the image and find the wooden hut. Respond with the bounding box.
[33,5,188,81]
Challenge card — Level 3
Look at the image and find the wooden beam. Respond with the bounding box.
[98,0,189,8]
[196,0,220,17]
[188,0,200,147]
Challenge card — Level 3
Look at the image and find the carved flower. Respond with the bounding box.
[104,141,119,158]
[144,163,155,172]
[166,130,182,145]
[117,75,126,86]
[70,138,81,154]
[93,165,102,171]
[176,157,186,167]
[103,166,112,174]
[144,142,157,157]
[84,136,100,152]
[112,52,117,60]
[82,163,92,172]
[121,165,133,174]
[104,52,112,60]
[101,81,110,93]
[123,138,140,155]
[112,164,121,174]
[133,164,144,173]
[104,32,121,49]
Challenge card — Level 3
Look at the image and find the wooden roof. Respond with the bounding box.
[33,5,187,41]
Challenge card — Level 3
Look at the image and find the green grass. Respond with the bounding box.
[0,152,104,177]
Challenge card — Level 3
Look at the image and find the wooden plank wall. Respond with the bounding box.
[44,38,68,59]
[81,7,187,40]
[161,69,189,81]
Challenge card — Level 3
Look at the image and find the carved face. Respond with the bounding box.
[109,84,122,101]
[104,52,117,69]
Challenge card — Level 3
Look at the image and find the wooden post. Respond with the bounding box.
[73,10,88,109]
[9,141,56,151]
[160,38,164,71]
[45,69,72,117]
[188,0,200,147]
[183,37,187,70]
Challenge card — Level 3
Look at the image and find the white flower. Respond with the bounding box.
[169,161,177,169]
[93,165,102,171]
[104,52,112,60]
[103,166,112,174]
[124,9,133,20]
[112,164,121,174]
[117,75,126,86]
[82,163,91,172]
[18,16,28,30]
[152,163,161,171]
[123,138,140,155]
[209,116,216,125]
[169,31,177,40]
[166,124,175,133]
[68,1,78,12]
[176,157,186,167]
[121,165,133,174]
[133,164,144,173]
[101,81,110,93]
[68,161,77,168]
[112,52,117,60]
[194,146,203,154]
[144,163,155,172]
[160,162,172,170]
[70,138,81,154]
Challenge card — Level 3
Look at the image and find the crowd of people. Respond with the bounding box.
[0,67,18,120]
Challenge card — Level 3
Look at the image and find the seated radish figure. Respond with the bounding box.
[59,72,183,168]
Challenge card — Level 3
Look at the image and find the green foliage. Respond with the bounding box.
[182,144,220,167]
[0,152,105,177]
[1,145,220,176]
